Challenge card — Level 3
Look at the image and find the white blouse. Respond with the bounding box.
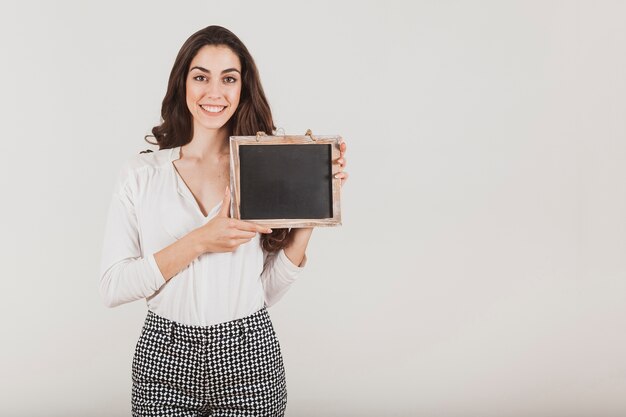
[99,146,306,326]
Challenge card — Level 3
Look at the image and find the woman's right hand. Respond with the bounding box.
[191,187,272,253]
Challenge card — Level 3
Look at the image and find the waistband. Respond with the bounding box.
[143,308,271,344]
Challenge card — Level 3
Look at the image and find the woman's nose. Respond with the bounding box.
[204,79,223,99]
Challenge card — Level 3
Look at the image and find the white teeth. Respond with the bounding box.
[201,105,226,113]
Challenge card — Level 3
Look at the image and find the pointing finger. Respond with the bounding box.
[233,219,272,234]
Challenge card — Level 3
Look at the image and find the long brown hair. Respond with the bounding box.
[146,25,289,252]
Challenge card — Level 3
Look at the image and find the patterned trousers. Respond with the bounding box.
[131,308,287,417]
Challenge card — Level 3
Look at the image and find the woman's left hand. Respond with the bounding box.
[333,140,349,187]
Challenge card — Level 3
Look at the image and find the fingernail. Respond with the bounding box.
[267,229,273,233]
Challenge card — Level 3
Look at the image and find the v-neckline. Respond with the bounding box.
[170,146,223,220]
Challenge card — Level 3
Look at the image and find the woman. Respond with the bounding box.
[99,25,348,416]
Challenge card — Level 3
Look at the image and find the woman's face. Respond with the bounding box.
[185,45,242,136]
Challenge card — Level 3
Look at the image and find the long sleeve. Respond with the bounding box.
[260,249,307,307]
[98,160,166,308]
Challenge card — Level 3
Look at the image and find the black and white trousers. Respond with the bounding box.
[131,308,287,417]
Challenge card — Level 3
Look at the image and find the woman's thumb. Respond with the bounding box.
[218,186,231,217]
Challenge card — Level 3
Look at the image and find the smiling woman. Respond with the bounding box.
[99,25,348,417]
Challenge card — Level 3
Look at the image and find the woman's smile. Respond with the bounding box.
[200,104,228,115]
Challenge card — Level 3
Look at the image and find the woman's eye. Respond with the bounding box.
[224,76,237,83]
[193,75,207,82]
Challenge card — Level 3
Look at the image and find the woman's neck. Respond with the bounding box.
[182,125,230,162]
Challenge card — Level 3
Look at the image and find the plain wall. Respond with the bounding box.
[1,1,625,416]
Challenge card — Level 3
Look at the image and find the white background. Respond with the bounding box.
[1,1,625,416]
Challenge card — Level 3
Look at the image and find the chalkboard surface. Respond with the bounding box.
[239,144,333,219]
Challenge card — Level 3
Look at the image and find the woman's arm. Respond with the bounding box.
[99,166,167,307]
[259,228,311,307]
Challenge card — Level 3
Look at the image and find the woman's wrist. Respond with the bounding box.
[187,228,209,256]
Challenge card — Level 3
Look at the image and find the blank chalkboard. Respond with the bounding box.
[239,144,333,219]
[230,133,342,228]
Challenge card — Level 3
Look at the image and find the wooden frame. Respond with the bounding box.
[229,132,342,228]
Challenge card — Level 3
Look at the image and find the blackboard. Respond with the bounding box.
[229,133,342,228]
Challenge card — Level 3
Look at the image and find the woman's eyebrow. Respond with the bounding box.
[189,66,241,75]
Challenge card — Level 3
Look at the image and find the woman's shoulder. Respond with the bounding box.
[113,147,177,193]
[124,147,177,172]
